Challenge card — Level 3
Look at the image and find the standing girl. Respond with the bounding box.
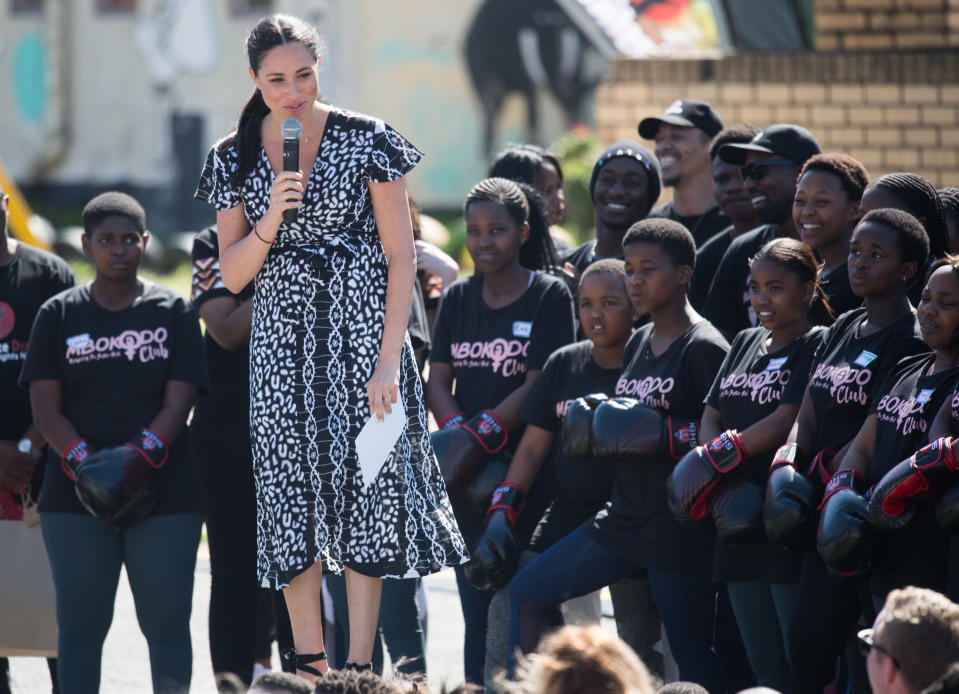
[670,238,830,690]
[765,209,931,693]
[22,192,208,693]
[426,177,575,686]
[194,14,468,680]
[793,153,870,317]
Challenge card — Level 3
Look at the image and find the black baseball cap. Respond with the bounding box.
[719,124,822,167]
[638,99,724,140]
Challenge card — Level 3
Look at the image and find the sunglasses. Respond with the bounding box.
[858,628,900,669]
[739,159,796,183]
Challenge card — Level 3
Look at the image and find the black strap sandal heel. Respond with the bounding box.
[343,662,373,673]
[281,647,327,677]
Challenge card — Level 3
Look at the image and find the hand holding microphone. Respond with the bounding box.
[264,118,304,233]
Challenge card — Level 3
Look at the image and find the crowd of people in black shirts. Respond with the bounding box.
[6,86,959,694]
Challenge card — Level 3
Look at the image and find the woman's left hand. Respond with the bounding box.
[368,359,401,421]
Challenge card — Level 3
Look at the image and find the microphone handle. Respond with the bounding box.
[282,138,300,224]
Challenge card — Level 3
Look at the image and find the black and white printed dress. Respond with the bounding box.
[196,107,468,589]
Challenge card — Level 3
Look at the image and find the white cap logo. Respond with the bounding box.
[665,100,684,115]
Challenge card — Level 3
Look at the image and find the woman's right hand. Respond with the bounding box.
[264,170,304,226]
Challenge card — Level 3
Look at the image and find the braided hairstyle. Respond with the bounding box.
[868,173,951,259]
[464,177,556,272]
[223,15,320,186]
[750,238,834,326]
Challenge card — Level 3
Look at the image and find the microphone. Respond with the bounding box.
[281,118,302,224]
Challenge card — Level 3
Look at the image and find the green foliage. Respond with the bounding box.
[550,125,601,245]
[68,258,193,299]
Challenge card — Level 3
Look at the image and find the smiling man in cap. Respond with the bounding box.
[639,99,728,248]
[701,123,822,339]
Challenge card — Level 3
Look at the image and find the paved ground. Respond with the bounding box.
[7,549,470,693]
[8,544,644,693]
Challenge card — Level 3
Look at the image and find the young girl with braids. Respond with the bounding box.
[670,238,830,691]
[793,153,870,317]
[426,177,575,686]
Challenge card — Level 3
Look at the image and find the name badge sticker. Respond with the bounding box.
[512,321,532,338]
[766,357,788,371]
[916,389,934,404]
[853,350,877,368]
[66,333,91,350]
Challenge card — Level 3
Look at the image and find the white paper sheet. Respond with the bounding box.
[356,404,407,486]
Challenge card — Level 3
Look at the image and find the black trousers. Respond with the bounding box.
[190,410,261,685]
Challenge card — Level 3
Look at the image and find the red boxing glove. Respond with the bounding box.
[124,427,169,469]
[461,410,508,455]
[61,438,95,481]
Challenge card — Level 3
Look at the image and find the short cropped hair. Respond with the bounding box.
[799,153,870,203]
[657,683,709,694]
[709,123,761,161]
[310,669,405,694]
[81,191,146,236]
[875,587,959,693]
[622,218,696,270]
[581,258,627,285]
[859,208,930,286]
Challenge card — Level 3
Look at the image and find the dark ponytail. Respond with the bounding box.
[750,238,835,326]
[515,182,557,272]
[872,173,951,259]
[223,14,320,186]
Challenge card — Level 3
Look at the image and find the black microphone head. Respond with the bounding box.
[281,118,302,140]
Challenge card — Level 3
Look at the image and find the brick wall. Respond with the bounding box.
[595,52,959,189]
[814,0,959,51]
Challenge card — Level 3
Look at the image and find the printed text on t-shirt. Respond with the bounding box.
[719,368,791,405]
[875,391,930,437]
[450,338,529,376]
[810,363,872,406]
[615,376,673,409]
[66,328,169,365]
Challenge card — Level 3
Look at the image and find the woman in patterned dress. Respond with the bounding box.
[195,14,468,681]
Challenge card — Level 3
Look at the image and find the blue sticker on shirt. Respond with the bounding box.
[512,321,532,338]
[766,357,788,371]
[853,350,877,368]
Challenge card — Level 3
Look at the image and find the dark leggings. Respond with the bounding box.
[787,550,867,694]
[508,528,738,693]
[189,416,263,685]
[41,512,203,694]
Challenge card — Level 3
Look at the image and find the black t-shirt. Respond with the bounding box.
[0,243,75,441]
[20,282,209,515]
[190,227,253,420]
[820,263,860,318]
[520,340,621,551]
[866,352,959,598]
[688,226,734,312]
[562,240,623,278]
[867,353,959,484]
[649,201,730,249]
[806,308,929,455]
[701,224,778,334]
[430,271,575,447]
[705,325,824,582]
[583,320,729,572]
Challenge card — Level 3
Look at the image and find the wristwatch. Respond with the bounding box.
[17,438,41,460]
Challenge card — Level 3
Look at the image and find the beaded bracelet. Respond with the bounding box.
[253,223,273,245]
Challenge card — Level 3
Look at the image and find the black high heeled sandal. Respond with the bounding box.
[281,647,327,677]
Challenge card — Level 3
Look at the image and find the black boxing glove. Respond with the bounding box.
[816,470,876,580]
[869,438,959,532]
[711,475,766,547]
[74,446,155,523]
[667,430,747,523]
[461,410,508,455]
[764,443,819,550]
[935,478,959,532]
[431,426,487,489]
[591,398,698,461]
[466,457,510,515]
[464,482,525,591]
[61,438,95,481]
[561,394,608,459]
[124,427,169,469]
[108,484,157,529]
